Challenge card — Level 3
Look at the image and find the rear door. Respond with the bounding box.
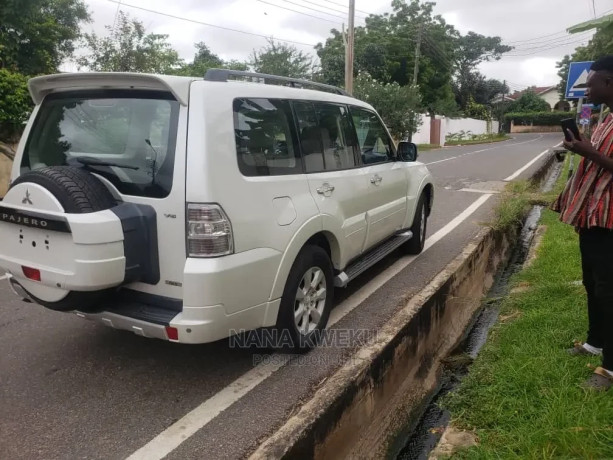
[18,89,187,299]
[294,101,369,267]
[350,106,408,250]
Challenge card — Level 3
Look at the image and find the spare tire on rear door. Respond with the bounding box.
[5,166,119,311]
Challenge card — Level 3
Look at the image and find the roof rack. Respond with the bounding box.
[204,68,350,96]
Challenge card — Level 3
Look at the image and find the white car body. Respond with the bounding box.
[0,71,434,345]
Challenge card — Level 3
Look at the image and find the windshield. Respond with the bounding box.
[22,90,180,198]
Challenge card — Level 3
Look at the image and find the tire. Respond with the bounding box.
[9,166,117,311]
[11,166,116,213]
[276,245,334,352]
[403,193,428,255]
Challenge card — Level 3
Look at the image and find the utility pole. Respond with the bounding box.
[412,24,423,85]
[500,80,507,133]
[344,0,355,95]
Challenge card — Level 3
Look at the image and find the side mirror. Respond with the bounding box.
[398,141,418,162]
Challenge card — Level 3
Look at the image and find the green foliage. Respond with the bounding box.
[507,90,552,113]
[315,1,509,116]
[76,11,183,73]
[250,39,313,79]
[504,111,572,126]
[353,72,421,140]
[464,96,490,120]
[0,69,32,142]
[174,42,247,77]
[0,0,89,75]
[557,23,613,100]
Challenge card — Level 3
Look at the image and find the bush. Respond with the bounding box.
[504,111,574,126]
[0,70,32,142]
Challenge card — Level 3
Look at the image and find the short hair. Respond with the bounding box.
[590,56,613,73]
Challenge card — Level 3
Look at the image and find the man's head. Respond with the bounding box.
[586,56,613,105]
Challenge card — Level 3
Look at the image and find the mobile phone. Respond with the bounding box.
[561,118,581,141]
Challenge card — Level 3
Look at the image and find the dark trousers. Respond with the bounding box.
[579,227,613,370]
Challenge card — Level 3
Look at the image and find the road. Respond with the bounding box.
[0,133,562,460]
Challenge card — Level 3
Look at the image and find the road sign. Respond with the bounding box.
[565,61,593,98]
[581,106,592,119]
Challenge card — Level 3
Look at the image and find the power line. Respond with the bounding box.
[256,0,343,24]
[294,0,368,19]
[107,0,318,47]
[319,0,376,16]
[510,30,593,50]
[504,36,592,56]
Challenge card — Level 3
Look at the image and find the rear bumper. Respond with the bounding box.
[78,299,281,344]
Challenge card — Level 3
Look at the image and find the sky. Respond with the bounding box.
[72,0,613,94]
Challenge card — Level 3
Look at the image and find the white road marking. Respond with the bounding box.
[424,135,544,166]
[127,141,554,459]
[503,141,563,182]
[0,274,8,281]
[458,188,501,194]
[126,194,494,460]
[126,357,291,460]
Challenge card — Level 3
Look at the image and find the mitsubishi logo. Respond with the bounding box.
[22,189,33,205]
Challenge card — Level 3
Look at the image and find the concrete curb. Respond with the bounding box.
[249,151,557,460]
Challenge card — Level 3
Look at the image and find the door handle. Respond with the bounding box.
[316,183,335,195]
[370,174,383,185]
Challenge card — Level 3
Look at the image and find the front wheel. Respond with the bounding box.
[403,193,428,255]
[276,245,334,352]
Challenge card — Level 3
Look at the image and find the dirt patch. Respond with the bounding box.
[510,281,532,295]
[0,155,13,198]
[428,425,478,459]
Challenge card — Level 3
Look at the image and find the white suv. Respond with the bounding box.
[0,69,434,348]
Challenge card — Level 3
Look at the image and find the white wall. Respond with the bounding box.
[411,114,431,144]
[412,116,499,146]
[445,118,490,137]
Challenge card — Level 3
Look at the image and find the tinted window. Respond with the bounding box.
[294,102,358,173]
[315,103,358,171]
[22,90,179,198]
[293,101,324,173]
[234,98,300,176]
[350,107,395,165]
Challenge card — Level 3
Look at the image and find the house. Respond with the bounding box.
[511,86,570,111]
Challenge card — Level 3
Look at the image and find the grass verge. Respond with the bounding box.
[441,159,613,459]
[445,134,511,147]
[417,144,441,151]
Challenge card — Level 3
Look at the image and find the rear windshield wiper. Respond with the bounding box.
[76,156,139,170]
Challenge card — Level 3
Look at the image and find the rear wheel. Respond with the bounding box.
[402,193,427,255]
[276,245,334,351]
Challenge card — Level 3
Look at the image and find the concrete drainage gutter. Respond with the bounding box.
[250,152,558,460]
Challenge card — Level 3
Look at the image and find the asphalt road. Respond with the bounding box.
[0,133,562,460]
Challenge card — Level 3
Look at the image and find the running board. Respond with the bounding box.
[334,231,413,288]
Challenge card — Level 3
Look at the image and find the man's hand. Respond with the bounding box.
[563,129,598,158]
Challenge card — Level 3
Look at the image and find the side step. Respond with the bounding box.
[334,231,412,288]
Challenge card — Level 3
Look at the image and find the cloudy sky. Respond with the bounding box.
[73,0,612,92]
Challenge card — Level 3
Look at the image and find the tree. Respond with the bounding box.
[453,32,512,109]
[0,69,31,144]
[557,23,613,100]
[0,0,90,75]
[353,72,422,140]
[507,90,551,113]
[77,11,183,74]
[175,42,248,77]
[251,39,313,78]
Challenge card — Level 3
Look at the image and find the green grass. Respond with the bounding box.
[445,134,511,146]
[487,180,534,232]
[441,162,613,459]
[417,144,441,151]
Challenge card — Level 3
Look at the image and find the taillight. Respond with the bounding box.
[22,266,41,282]
[187,204,234,257]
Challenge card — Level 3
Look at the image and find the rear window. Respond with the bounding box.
[22,90,180,198]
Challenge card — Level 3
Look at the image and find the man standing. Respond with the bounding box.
[553,55,613,390]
